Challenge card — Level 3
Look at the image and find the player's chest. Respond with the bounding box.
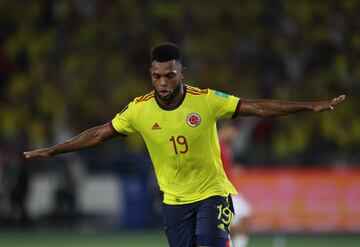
[136,107,211,141]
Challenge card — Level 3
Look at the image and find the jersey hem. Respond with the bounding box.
[163,191,231,205]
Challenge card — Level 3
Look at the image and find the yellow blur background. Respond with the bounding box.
[0,1,359,246]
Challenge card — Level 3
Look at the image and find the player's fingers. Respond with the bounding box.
[328,95,345,110]
[23,151,39,158]
[326,95,345,111]
[23,151,32,158]
[332,95,346,104]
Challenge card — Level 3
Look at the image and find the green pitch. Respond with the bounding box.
[1,231,360,247]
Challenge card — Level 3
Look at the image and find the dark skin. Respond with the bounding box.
[23,59,346,247]
[150,59,185,108]
[24,59,346,158]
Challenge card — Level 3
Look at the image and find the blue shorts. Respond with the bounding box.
[162,195,234,247]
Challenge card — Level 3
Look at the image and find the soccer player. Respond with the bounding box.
[23,43,345,247]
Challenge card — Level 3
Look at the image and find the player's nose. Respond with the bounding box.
[159,77,168,87]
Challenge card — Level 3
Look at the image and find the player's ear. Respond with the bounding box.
[181,67,186,78]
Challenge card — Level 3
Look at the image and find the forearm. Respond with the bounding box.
[47,126,108,156]
[238,99,317,117]
[237,95,345,117]
[249,100,314,117]
[24,123,118,159]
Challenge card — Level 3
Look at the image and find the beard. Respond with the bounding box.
[155,83,182,103]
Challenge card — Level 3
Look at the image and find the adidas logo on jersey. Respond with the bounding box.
[152,123,162,130]
[217,223,225,231]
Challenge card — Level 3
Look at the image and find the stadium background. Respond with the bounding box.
[0,0,359,246]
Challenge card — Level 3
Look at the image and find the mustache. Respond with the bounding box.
[155,84,182,101]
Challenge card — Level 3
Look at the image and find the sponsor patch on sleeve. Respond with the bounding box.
[215,91,230,99]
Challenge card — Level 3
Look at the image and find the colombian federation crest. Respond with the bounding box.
[186,113,201,127]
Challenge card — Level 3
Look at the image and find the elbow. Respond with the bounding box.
[93,129,106,145]
[255,110,279,118]
[257,110,265,117]
[253,103,269,117]
[256,109,270,117]
[261,111,274,117]
[94,134,104,145]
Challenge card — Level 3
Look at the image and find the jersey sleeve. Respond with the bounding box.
[110,101,137,136]
[207,89,240,120]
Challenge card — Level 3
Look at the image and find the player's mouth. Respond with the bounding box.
[158,89,171,97]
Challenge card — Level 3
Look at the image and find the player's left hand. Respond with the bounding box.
[313,95,346,112]
[23,148,54,159]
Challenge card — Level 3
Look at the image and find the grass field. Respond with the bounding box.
[1,231,360,247]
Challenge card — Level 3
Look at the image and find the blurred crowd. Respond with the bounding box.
[0,0,359,170]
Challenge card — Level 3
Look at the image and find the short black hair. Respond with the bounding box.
[150,42,182,63]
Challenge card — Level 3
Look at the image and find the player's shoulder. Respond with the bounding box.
[133,90,155,104]
[186,85,209,96]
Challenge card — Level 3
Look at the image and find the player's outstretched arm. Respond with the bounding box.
[23,123,118,159]
[237,95,346,117]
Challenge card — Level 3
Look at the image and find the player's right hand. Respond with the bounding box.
[23,148,53,158]
[313,94,346,112]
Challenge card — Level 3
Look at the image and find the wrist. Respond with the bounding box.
[306,102,316,111]
[46,147,56,157]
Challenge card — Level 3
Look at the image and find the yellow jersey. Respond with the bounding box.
[111,85,240,205]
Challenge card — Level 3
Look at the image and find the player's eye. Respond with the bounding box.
[166,73,175,79]
[152,74,160,80]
